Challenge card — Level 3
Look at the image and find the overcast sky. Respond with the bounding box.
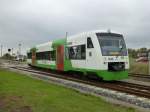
[0,0,150,55]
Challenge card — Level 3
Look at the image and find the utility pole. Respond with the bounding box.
[18,43,21,55]
[148,52,150,75]
[66,32,68,38]
[12,48,13,55]
[1,45,3,57]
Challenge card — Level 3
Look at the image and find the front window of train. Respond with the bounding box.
[96,33,127,56]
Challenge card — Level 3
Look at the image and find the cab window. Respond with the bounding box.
[87,37,94,48]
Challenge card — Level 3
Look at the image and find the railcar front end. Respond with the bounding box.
[95,32,129,80]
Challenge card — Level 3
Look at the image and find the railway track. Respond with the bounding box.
[10,66,150,99]
[129,73,150,79]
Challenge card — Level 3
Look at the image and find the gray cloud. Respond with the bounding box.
[0,0,150,54]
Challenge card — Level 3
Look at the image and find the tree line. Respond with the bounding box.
[128,48,150,58]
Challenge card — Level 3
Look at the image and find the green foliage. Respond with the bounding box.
[128,49,138,58]
[0,70,137,112]
[1,53,14,60]
[128,47,149,58]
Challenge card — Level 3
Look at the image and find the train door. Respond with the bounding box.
[86,37,95,69]
[32,51,36,65]
[56,45,64,71]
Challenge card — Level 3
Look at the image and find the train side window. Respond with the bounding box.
[36,52,42,60]
[50,50,56,61]
[68,47,75,59]
[27,53,32,59]
[45,51,50,60]
[87,37,94,48]
[36,51,49,60]
[68,44,86,60]
[81,45,86,59]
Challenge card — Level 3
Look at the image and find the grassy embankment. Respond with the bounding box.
[0,69,138,112]
[129,58,148,74]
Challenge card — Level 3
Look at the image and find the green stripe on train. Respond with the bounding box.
[70,67,128,81]
[33,60,128,81]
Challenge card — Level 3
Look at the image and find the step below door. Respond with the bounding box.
[56,45,64,71]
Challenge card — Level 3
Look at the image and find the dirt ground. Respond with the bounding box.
[0,95,32,112]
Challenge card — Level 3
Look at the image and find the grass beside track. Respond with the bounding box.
[129,58,148,74]
[0,69,138,112]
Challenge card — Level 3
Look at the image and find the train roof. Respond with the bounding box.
[27,30,123,52]
[67,30,123,41]
[86,30,121,34]
[28,38,66,52]
[68,30,122,37]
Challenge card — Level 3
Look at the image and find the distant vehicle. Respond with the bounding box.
[136,57,148,62]
[136,52,148,62]
[27,30,129,81]
[15,55,26,61]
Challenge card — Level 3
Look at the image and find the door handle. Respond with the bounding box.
[89,52,92,57]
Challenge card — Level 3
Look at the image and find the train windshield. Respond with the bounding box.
[96,33,127,56]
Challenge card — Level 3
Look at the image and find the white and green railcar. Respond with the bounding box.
[27,30,129,81]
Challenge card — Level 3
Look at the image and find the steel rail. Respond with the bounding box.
[10,66,150,99]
